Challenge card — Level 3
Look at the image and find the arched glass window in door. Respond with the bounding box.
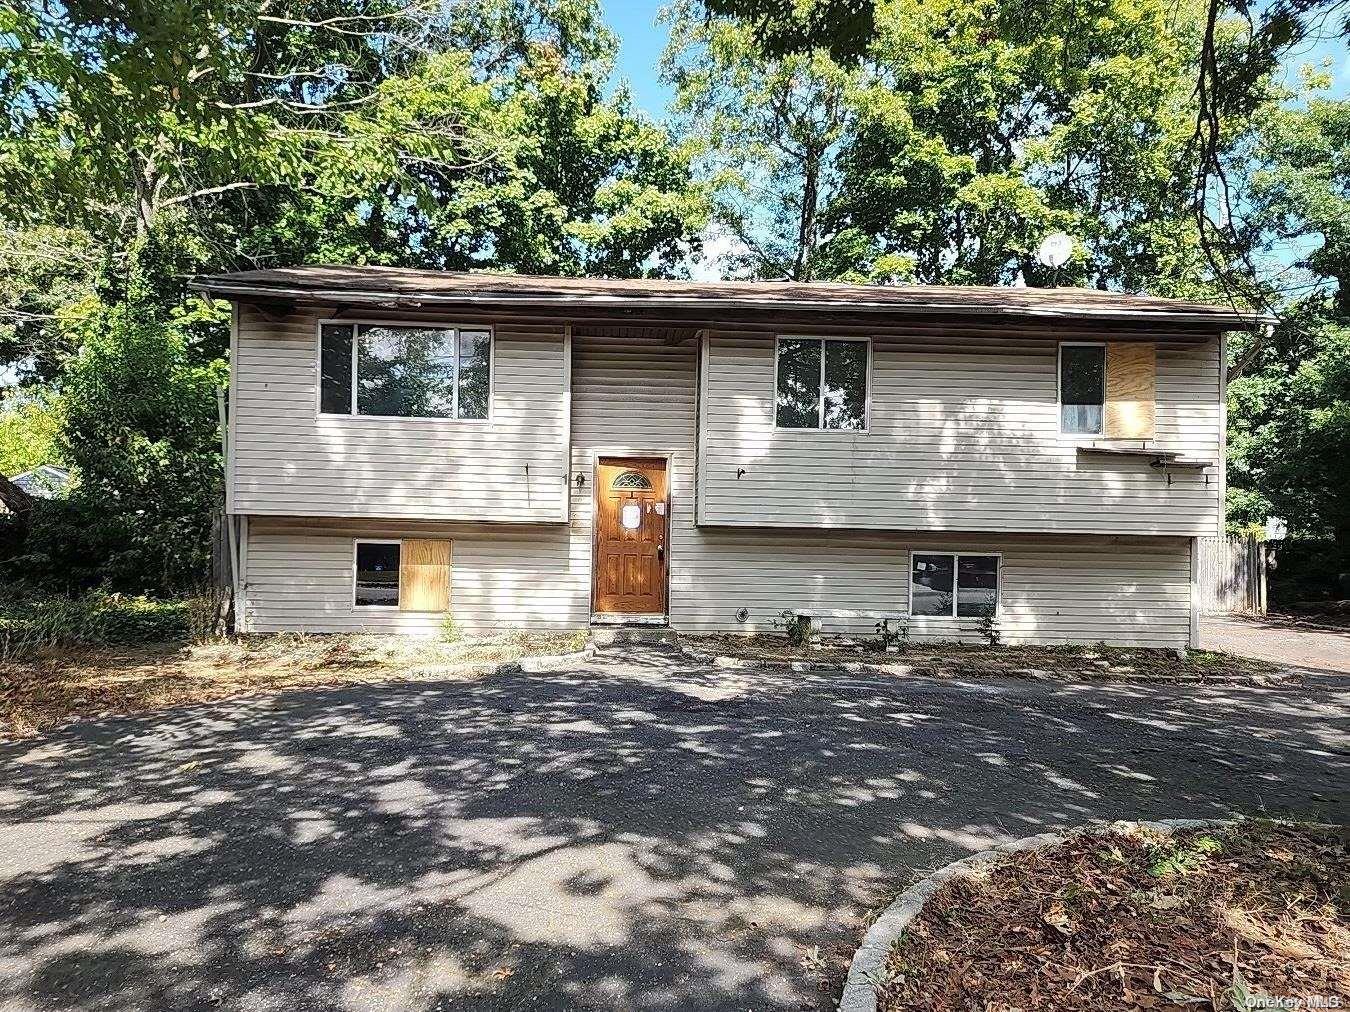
[612,470,653,491]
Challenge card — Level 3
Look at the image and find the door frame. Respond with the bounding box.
[589,451,674,623]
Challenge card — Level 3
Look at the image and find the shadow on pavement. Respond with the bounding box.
[2,648,1347,1010]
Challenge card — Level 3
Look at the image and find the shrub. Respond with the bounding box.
[0,586,191,660]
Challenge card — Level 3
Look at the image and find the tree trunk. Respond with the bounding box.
[794,146,821,282]
[0,475,33,523]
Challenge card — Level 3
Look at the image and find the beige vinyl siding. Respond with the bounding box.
[240,322,1204,649]
[243,519,1191,647]
[229,305,569,522]
[242,518,587,634]
[562,332,1191,648]
[673,529,1192,648]
[567,333,699,616]
[697,332,1223,536]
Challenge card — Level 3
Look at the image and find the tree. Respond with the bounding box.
[0,390,64,476]
[1226,94,1349,545]
[50,295,228,590]
[817,0,1265,292]
[663,3,851,280]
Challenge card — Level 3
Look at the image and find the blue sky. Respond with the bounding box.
[602,1,676,117]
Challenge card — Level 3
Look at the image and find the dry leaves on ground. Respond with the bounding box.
[875,822,1350,1012]
[0,631,587,738]
[689,634,1283,684]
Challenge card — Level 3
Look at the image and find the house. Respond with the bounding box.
[10,464,71,500]
[1,465,71,518]
[191,266,1270,650]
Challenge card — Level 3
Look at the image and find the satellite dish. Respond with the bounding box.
[1036,232,1074,269]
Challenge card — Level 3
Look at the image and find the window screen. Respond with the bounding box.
[956,556,999,617]
[1060,344,1105,434]
[775,338,822,428]
[357,325,456,418]
[911,553,1000,618]
[775,338,868,429]
[320,324,354,415]
[910,554,955,617]
[823,340,868,430]
[319,324,491,419]
[355,542,401,607]
[457,330,491,420]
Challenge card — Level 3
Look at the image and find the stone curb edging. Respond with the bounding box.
[498,644,598,675]
[680,647,905,677]
[838,818,1226,1012]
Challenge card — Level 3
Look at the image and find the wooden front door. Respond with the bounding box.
[593,457,668,616]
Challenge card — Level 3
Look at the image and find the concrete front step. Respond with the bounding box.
[588,626,679,648]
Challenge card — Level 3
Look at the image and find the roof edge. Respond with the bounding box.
[188,278,1276,328]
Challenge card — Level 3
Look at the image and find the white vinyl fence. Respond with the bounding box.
[1196,535,1267,614]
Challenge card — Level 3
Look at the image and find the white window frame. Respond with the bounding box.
[317,319,495,423]
[1057,341,1106,438]
[907,550,1003,619]
[353,538,402,610]
[773,335,872,433]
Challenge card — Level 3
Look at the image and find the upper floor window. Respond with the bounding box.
[320,322,491,420]
[775,337,869,430]
[1059,343,1105,435]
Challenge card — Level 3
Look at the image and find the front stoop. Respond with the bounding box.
[588,626,680,648]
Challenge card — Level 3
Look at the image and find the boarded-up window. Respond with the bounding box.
[1104,342,1156,439]
[399,539,452,612]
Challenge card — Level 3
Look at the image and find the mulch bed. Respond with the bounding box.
[876,822,1349,1011]
[686,634,1286,684]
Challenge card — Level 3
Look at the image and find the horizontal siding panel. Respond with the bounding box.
[229,306,569,522]
[698,332,1223,536]
[242,518,588,634]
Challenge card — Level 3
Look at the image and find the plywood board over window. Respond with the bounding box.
[400,539,452,612]
[1105,342,1156,439]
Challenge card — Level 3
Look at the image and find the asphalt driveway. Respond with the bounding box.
[1201,613,1350,673]
[2,648,1347,1012]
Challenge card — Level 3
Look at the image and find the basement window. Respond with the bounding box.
[320,323,492,420]
[354,540,401,608]
[910,553,1000,618]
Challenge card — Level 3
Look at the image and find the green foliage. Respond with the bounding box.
[1227,301,1350,543]
[820,0,1246,291]
[772,609,813,647]
[664,6,849,279]
[1147,834,1222,878]
[46,295,227,591]
[440,614,463,644]
[0,585,190,660]
[0,390,63,476]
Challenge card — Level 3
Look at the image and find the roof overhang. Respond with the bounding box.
[189,269,1276,331]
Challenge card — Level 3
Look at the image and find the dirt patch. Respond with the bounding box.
[875,822,1349,1011]
[0,631,587,739]
[685,634,1286,684]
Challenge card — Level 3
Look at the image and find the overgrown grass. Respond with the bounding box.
[0,585,221,661]
[0,628,591,737]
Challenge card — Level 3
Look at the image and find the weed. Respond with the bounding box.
[1148,834,1223,878]
[771,609,813,647]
